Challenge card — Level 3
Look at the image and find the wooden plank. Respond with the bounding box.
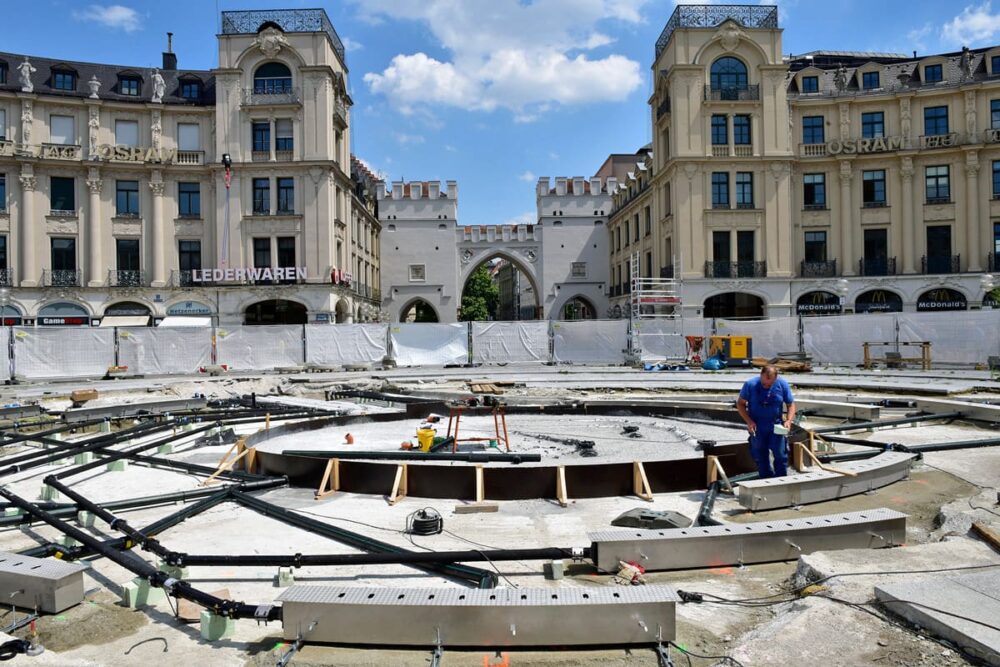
[706,456,733,492]
[972,521,1000,554]
[454,503,499,514]
[177,588,230,623]
[633,461,653,502]
[475,465,485,503]
[556,466,568,507]
[388,464,408,505]
[802,445,858,478]
[315,458,340,500]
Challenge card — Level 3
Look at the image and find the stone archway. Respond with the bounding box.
[703,292,765,319]
[244,299,307,325]
[459,251,541,321]
[560,295,597,320]
[400,298,440,323]
[334,299,350,324]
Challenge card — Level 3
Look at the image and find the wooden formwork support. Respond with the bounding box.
[795,442,858,478]
[475,465,485,503]
[202,438,254,486]
[388,464,409,505]
[315,458,340,500]
[633,461,653,502]
[794,433,817,472]
[556,466,568,507]
[706,455,733,493]
[972,521,1000,554]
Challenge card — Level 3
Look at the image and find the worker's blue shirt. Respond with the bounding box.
[739,376,794,432]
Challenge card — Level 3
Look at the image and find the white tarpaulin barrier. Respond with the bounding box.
[13,327,115,379]
[118,328,213,376]
[0,328,9,381]
[471,321,549,364]
[717,318,800,360]
[897,310,1000,364]
[632,320,688,361]
[216,325,304,370]
[552,320,627,364]
[803,313,897,365]
[390,323,468,366]
[305,324,388,366]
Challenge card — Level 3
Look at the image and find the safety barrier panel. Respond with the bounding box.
[552,319,628,364]
[471,321,549,364]
[0,328,9,382]
[13,327,116,380]
[896,310,1000,364]
[118,327,213,376]
[305,324,388,366]
[216,325,304,370]
[390,323,468,367]
[801,312,897,365]
[717,317,799,360]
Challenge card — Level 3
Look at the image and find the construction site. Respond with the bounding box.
[0,317,997,667]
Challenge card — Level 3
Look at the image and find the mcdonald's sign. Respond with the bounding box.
[855,289,902,313]
[916,288,967,311]
[796,291,842,315]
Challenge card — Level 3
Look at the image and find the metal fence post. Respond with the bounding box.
[302,323,308,364]
[797,314,805,354]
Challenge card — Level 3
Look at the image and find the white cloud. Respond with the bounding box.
[942,2,1000,46]
[394,132,426,145]
[518,170,536,182]
[360,0,646,119]
[444,145,458,152]
[907,23,933,53]
[72,4,140,32]
[548,151,560,160]
[342,36,363,52]
[503,211,537,226]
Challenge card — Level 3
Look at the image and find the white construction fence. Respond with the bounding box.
[2,310,997,381]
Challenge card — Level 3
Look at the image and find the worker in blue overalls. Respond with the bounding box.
[736,365,797,478]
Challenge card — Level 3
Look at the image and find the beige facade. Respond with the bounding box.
[645,5,999,318]
[604,149,656,317]
[0,9,379,325]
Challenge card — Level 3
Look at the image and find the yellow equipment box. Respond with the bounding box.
[709,335,753,366]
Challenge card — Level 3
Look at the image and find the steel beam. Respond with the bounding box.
[277,585,680,647]
[589,508,907,572]
[737,452,917,511]
[281,450,541,464]
[61,397,208,423]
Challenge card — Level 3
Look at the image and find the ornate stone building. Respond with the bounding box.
[0,9,379,326]
[645,5,1000,318]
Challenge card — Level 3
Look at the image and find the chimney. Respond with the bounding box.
[536,177,550,197]
[410,182,422,199]
[555,178,567,196]
[162,32,177,70]
[446,180,458,199]
[427,181,440,199]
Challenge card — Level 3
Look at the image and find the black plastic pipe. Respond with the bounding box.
[282,449,542,464]
[903,436,1000,452]
[810,411,963,434]
[171,546,585,568]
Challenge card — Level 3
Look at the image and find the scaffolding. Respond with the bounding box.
[627,252,685,363]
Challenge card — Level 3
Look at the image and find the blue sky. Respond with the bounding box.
[10,0,1000,225]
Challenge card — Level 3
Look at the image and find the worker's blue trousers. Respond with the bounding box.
[750,431,788,478]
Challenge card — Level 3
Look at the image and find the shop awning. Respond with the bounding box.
[157,316,212,328]
[99,315,150,328]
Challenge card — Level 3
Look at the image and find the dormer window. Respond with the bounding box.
[119,76,140,96]
[52,70,76,91]
[180,80,200,100]
[0,63,6,85]
[992,55,1000,76]
[253,62,292,94]
[801,76,818,93]
[925,64,943,83]
[862,71,880,90]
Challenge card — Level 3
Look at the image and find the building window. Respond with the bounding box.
[737,230,755,266]
[993,56,1000,76]
[116,180,139,216]
[712,230,730,263]
[178,182,200,217]
[409,264,426,281]
[803,173,826,209]
[0,109,5,140]
[925,165,950,203]
[924,106,949,135]
[802,116,824,144]
[624,219,630,246]
[861,111,884,138]
[992,100,1000,129]
[50,115,75,145]
[733,115,751,145]
[633,214,639,241]
[993,161,1000,199]
[277,177,294,213]
[0,175,5,211]
[862,170,886,207]
[801,75,818,93]
[52,70,76,91]
[0,63,6,85]
[711,172,730,209]
[51,238,77,272]
[116,238,140,272]
[862,71,880,90]
[711,115,727,145]
[50,176,75,212]
[275,119,293,151]
[615,226,620,251]
[252,178,270,214]
[0,236,7,274]
[735,172,754,208]
[179,240,201,272]
[710,56,748,94]
[644,206,651,236]
[115,120,139,147]
[804,231,828,262]
[252,122,270,152]
[177,123,200,151]
[119,76,140,96]
[924,63,943,83]
[571,262,587,278]
[180,80,200,99]
[277,237,296,281]
[253,62,292,94]
[253,238,272,273]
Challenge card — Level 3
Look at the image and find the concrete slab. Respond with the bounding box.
[875,572,1000,664]
[914,398,1000,424]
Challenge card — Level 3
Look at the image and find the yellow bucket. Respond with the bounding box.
[417,428,436,452]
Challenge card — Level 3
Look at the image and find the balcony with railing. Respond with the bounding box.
[922,254,961,274]
[704,84,760,101]
[170,269,200,287]
[108,269,145,287]
[733,144,753,157]
[175,150,204,166]
[711,145,728,157]
[656,5,778,58]
[43,269,81,287]
[704,260,767,278]
[799,143,826,157]
[919,132,959,149]
[985,128,1000,144]
[221,9,345,60]
[242,86,301,106]
[0,268,13,287]
[858,256,896,276]
[800,259,837,278]
[334,99,349,126]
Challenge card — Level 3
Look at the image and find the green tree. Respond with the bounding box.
[459,265,499,321]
